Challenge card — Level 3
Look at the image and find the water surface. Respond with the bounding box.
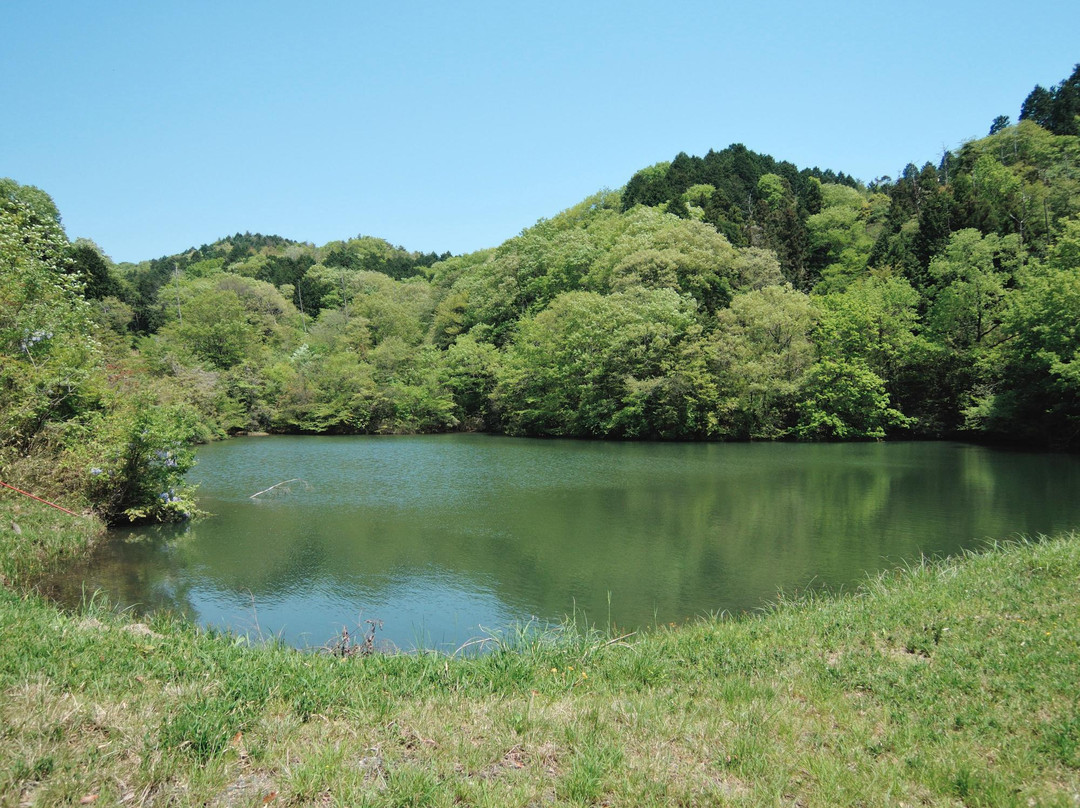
[43,436,1080,650]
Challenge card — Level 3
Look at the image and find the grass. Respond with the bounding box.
[2,491,1079,806]
[0,494,100,589]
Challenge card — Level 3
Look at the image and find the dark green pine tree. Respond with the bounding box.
[69,242,121,300]
[666,194,690,218]
[1020,64,1080,135]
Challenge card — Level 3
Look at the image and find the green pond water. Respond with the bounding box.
[42,435,1080,651]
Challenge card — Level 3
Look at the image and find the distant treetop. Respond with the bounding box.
[621,144,859,250]
[1019,63,1080,136]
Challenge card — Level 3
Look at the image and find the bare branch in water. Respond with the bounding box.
[249,479,302,499]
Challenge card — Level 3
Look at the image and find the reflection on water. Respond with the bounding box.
[40,436,1080,650]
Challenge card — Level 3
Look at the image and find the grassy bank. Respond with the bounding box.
[1,495,1079,806]
[0,495,101,590]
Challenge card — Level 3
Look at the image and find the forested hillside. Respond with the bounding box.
[3,66,1079,523]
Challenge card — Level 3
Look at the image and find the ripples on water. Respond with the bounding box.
[41,436,1080,650]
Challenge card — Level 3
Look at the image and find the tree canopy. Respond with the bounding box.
[4,65,1080,521]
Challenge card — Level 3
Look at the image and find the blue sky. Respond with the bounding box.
[3,1,1078,263]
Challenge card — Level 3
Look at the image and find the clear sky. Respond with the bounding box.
[3,1,1078,263]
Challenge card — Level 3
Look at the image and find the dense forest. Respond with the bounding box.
[3,65,1079,523]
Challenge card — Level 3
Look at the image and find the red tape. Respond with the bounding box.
[0,480,81,517]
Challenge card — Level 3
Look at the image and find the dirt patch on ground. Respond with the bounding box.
[208,771,278,807]
[122,623,162,640]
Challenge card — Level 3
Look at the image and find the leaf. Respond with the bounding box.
[80,796,99,805]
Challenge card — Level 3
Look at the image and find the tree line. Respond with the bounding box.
[2,65,1079,523]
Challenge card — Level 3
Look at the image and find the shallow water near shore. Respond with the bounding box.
[40,435,1080,651]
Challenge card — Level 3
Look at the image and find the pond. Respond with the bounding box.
[41,435,1080,651]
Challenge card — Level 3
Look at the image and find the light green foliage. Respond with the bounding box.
[511,223,602,308]
[0,190,96,449]
[162,286,260,369]
[796,357,909,439]
[185,257,226,278]
[0,178,62,226]
[807,184,876,292]
[433,195,620,343]
[435,252,524,346]
[268,347,378,433]
[584,206,738,311]
[756,173,788,209]
[425,248,495,290]
[926,229,1021,350]
[354,274,434,346]
[145,274,300,432]
[1048,215,1080,269]
[964,121,1080,248]
[0,182,107,508]
[968,218,1080,443]
[0,183,216,522]
[436,195,737,345]
[731,246,785,291]
[972,153,1045,246]
[157,274,297,369]
[92,296,135,337]
[440,333,501,426]
[610,248,684,291]
[681,182,715,219]
[1,181,283,520]
[308,267,434,346]
[807,274,920,435]
[370,339,458,433]
[8,97,1080,456]
[317,235,437,281]
[267,333,457,435]
[496,289,716,438]
[430,290,470,348]
[710,285,816,438]
[306,307,372,354]
[813,273,921,384]
[129,335,250,437]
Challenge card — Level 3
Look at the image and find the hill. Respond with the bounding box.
[2,64,1079,523]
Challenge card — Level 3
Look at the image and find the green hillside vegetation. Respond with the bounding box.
[3,67,1080,524]
[105,123,1080,450]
